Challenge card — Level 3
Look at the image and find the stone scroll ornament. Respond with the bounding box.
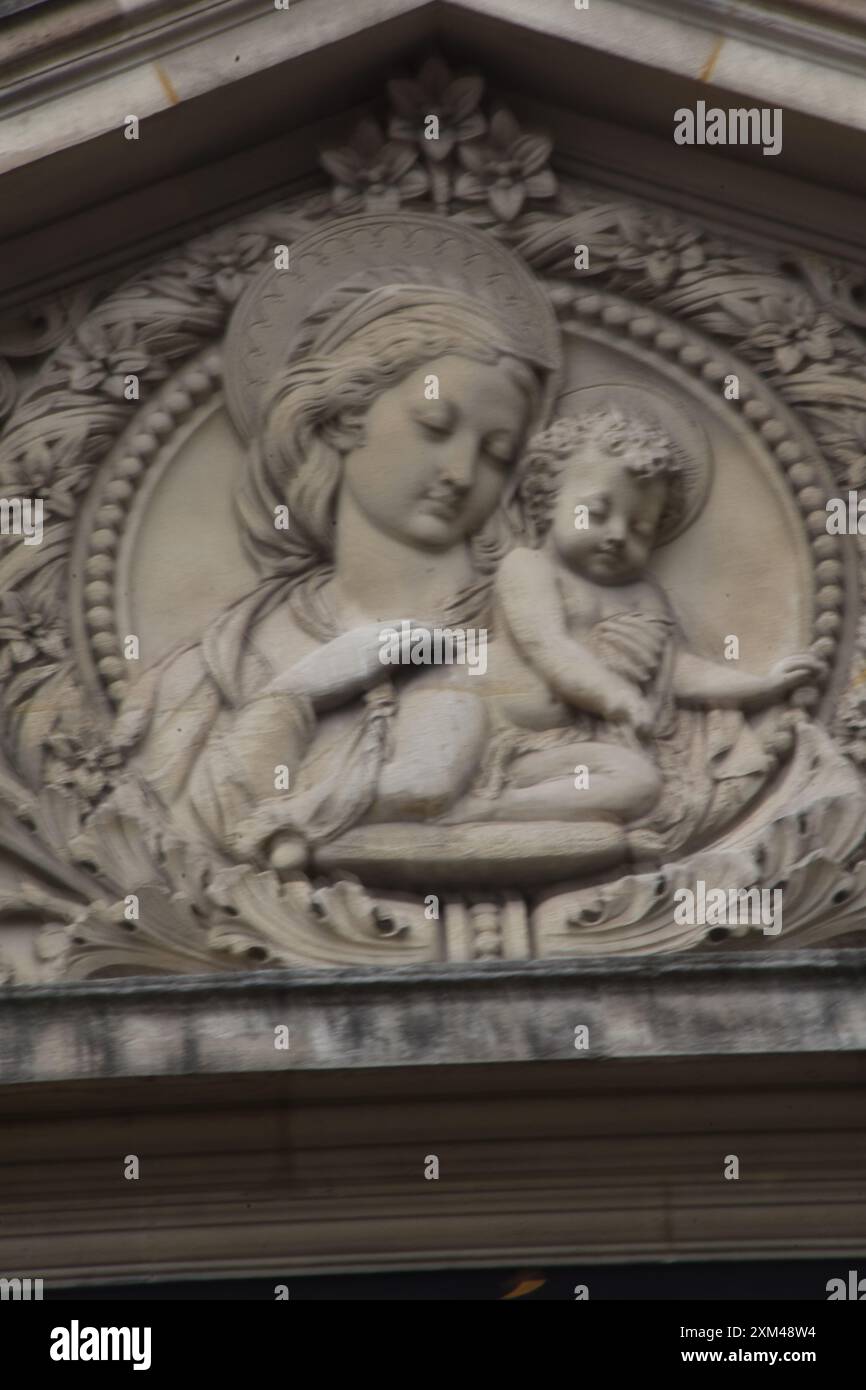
[1,56,866,981]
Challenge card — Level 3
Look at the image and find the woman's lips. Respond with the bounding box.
[419,492,461,519]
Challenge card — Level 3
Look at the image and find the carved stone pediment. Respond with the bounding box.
[2,58,866,981]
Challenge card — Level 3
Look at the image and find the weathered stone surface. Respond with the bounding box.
[1,950,865,1084]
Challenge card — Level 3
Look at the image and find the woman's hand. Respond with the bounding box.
[268,620,437,710]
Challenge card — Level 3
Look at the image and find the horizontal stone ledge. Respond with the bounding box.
[0,949,864,1084]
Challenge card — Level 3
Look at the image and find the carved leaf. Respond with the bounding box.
[40,887,235,982]
[206,866,425,968]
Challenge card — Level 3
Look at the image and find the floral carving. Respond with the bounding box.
[387,58,485,157]
[0,593,66,682]
[322,61,557,224]
[723,293,842,375]
[186,229,271,304]
[1,429,91,514]
[0,287,104,427]
[55,321,153,399]
[321,118,429,214]
[614,210,706,289]
[44,723,123,810]
[454,109,557,222]
[807,406,866,485]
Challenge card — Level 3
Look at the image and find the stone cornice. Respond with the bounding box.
[0,0,430,165]
[2,950,865,1084]
[2,0,866,176]
[632,0,866,71]
[1,0,865,308]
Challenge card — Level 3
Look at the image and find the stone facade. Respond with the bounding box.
[1,0,865,1288]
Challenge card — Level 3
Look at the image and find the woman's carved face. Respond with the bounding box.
[340,354,530,549]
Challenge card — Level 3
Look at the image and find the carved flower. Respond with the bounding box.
[45,726,124,807]
[56,321,151,399]
[46,470,88,518]
[187,230,269,303]
[455,110,556,222]
[19,438,54,490]
[321,119,429,213]
[817,408,866,487]
[727,294,842,374]
[2,431,91,516]
[0,592,66,678]
[615,211,705,288]
[387,57,486,161]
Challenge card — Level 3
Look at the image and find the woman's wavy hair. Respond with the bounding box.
[235,301,547,593]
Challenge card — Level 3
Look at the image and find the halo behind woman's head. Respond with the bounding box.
[224,212,562,441]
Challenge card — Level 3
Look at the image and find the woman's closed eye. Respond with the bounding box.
[482,432,517,465]
[412,404,455,437]
[419,418,452,440]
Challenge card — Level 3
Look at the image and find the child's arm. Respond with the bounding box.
[497,549,650,731]
[673,649,823,710]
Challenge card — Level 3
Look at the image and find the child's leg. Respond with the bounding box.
[443,740,661,823]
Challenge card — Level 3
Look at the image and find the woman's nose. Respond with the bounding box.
[435,437,476,491]
[604,514,627,543]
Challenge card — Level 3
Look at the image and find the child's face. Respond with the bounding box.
[550,451,667,584]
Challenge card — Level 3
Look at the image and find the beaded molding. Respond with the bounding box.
[81,350,224,706]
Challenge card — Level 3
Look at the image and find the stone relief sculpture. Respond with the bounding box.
[478,392,820,847]
[117,228,559,881]
[1,57,866,980]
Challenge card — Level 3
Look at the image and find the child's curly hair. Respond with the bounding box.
[516,405,686,544]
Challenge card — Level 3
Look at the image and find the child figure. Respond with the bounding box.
[452,401,821,843]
